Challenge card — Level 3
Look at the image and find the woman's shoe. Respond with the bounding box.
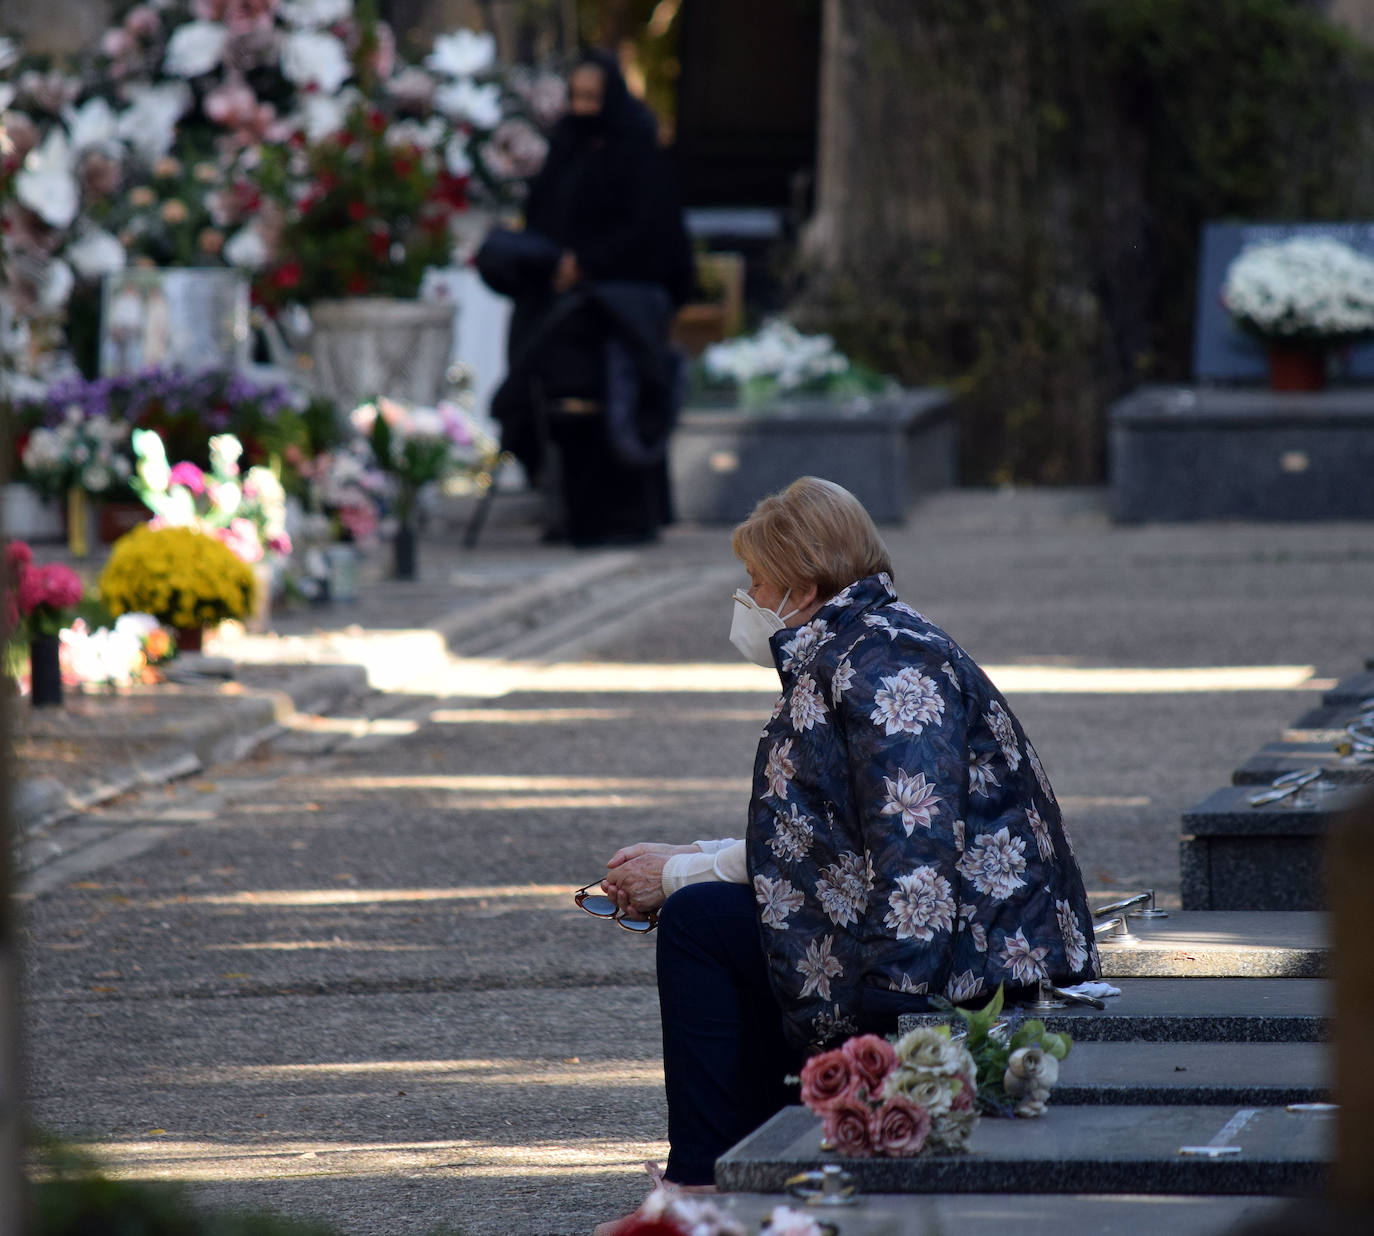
[591,1163,718,1234]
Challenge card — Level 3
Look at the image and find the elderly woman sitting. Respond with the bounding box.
[595,475,1098,1197]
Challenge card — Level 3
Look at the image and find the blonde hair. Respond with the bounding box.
[732,477,894,600]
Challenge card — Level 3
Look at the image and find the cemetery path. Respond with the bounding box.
[18,489,1374,1234]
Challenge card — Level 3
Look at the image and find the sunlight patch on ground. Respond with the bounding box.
[166,1058,664,1086]
[281,774,752,793]
[202,940,440,952]
[429,659,1323,697]
[428,706,767,724]
[145,884,581,908]
[283,715,422,736]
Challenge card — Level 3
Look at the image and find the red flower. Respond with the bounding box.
[800,1048,855,1112]
[272,261,303,290]
[842,1034,897,1098]
[822,1095,873,1157]
[869,1095,931,1157]
[366,109,387,135]
[6,540,34,571]
[368,229,390,260]
[346,274,369,295]
[392,153,416,179]
[347,200,368,223]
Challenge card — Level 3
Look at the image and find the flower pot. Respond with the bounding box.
[29,634,62,707]
[393,522,417,581]
[309,298,458,410]
[1266,342,1327,392]
[174,626,204,653]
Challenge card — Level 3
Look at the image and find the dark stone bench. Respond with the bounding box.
[1108,385,1374,522]
[668,387,956,524]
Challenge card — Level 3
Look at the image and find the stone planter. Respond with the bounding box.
[669,388,956,524]
[309,298,457,410]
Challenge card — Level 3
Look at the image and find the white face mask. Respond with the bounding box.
[729,587,798,668]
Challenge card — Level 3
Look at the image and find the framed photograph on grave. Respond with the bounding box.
[99,268,251,377]
[1193,220,1374,382]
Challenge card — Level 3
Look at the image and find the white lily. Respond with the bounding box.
[434,78,502,129]
[17,130,80,229]
[280,0,353,28]
[118,83,191,161]
[281,30,352,95]
[164,20,229,78]
[64,97,122,151]
[66,227,127,279]
[425,29,497,79]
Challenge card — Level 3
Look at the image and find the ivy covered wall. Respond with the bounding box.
[798,0,1374,483]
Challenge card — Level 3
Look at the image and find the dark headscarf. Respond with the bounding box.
[523,48,692,303]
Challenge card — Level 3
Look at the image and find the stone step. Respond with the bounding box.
[1179,786,1366,911]
[898,977,1329,1042]
[715,1192,1291,1236]
[715,1103,1332,1196]
[1097,909,1327,977]
[1323,669,1374,709]
[1051,1041,1327,1106]
[1232,743,1374,786]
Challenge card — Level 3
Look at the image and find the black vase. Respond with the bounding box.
[394,521,417,580]
[30,634,62,707]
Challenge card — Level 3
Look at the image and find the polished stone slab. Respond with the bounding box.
[898,978,1330,1042]
[1183,786,1363,832]
[1096,909,1327,977]
[715,1103,1332,1195]
[716,1192,1289,1235]
[1232,744,1374,786]
[1051,1041,1328,1106]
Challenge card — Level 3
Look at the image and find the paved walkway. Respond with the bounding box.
[13,487,1374,1234]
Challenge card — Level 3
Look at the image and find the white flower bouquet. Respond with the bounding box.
[1221,235,1374,341]
[20,405,133,499]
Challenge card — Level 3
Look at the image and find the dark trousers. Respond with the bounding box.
[657,882,802,1185]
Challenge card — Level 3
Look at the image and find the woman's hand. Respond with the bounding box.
[606,841,700,868]
[602,852,673,918]
[552,250,581,293]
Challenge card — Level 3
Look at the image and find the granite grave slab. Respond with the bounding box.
[897,977,1329,1042]
[1050,1041,1328,1107]
[1109,385,1374,522]
[669,388,955,524]
[1323,670,1374,710]
[1179,786,1365,911]
[1096,909,1327,978]
[1231,744,1374,787]
[715,1103,1332,1195]
[716,1192,1290,1235]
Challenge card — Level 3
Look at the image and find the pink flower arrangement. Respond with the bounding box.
[6,541,85,637]
[797,1029,979,1158]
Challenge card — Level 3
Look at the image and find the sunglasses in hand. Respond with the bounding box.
[574,881,658,933]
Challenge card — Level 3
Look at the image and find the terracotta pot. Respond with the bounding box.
[174,626,204,653]
[1266,342,1327,392]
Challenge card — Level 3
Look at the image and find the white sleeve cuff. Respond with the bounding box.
[662,840,748,896]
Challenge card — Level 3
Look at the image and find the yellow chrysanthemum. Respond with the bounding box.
[98,525,256,629]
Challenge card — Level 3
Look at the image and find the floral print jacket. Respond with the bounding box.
[746,573,1098,1051]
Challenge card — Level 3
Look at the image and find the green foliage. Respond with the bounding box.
[799,0,1374,483]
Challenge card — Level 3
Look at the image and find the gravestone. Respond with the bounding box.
[1179,785,1364,910]
[1322,670,1374,710]
[1232,744,1374,787]
[1095,909,1327,978]
[669,388,955,524]
[715,1103,1332,1195]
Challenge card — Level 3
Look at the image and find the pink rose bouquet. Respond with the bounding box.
[797,1029,979,1158]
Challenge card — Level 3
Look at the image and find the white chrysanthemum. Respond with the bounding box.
[985,700,1022,771]
[1025,803,1054,862]
[426,28,498,78]
[879,768,941,836]
[764,738,795,800]
[1222,235,1374,339]
[869,666,945,736]
[281,30,352,95]
[884,866,954,941]
[789,673,827,732]
[1057,898,1090,971]
[754,874,803,929]
[956,826,1027,900]
[164,20,228,77]
[999,928,1049,985]
[797,935,844,1000]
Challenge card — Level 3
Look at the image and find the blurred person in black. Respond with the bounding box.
[485,49,693,547]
